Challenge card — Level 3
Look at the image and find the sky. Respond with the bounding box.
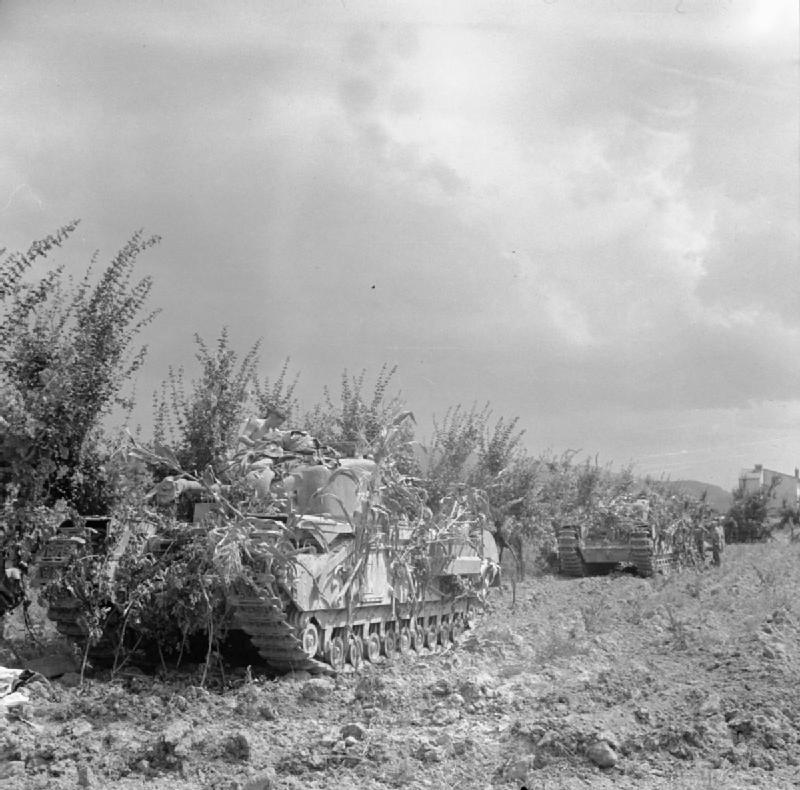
[1,0,798,489]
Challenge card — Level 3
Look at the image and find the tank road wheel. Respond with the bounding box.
[327,635,346,672]
[631,527,655,578]
[364,632,382,663]
[398,626,412,655]
[382,629,397,656]
[425,622,439,652]
[557,527,586,577]
[348,635,364,670]
[300,622,321,659]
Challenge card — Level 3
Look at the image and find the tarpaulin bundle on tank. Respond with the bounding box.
[237,414,321,457]
[237,427,327,464]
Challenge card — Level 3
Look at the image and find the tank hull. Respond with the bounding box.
[228,515,496,672]
[36,508,499,674]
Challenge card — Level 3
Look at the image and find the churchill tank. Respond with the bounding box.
[36,415,501,674]
[222,457,500,672]
[557,496,720,578]
[557,499,680,578]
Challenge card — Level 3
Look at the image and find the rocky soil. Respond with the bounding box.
[2,536,799,790]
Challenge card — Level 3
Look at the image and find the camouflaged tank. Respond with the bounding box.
[557,500,676,578]
[556,497,722,578]
[221,458,501,673]
[36,417,501,674]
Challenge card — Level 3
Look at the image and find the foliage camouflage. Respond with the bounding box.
[302,364,404,455]
[38,409,500,682]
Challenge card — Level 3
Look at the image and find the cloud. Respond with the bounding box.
[1,0,797,488]
[339,77,379,115]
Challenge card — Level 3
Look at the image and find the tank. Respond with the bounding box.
[557,500,676,578]
[34,420,501,674]
[557,497,720,578]
[224,459,500,672]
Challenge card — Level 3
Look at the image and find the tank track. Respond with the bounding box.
[45,596,120,663]
[228,594,326,673]
[630,526,654,577]
[45,593,476,674]
[46,597,86,640]
[39,522,484,675]
[631,527,675,577]
[229,594,474,674]
[557,527,586,577]
[36,521,122,664]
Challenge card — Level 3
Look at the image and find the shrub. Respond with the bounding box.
[302,363,404,455]
[1,224,159,510]
[724,479,778,543]
[1,225,160,616]
[153,329,299,479]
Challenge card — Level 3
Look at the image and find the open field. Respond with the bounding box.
[2,535,799,790]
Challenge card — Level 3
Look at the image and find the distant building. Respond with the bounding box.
[739,464,800,514]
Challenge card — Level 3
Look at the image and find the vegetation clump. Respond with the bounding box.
[1,224,159,619]
[724,479,780,544]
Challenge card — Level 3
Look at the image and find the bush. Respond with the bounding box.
[1,224,159,511]
[153,329,299,478]
[1,225,160,616]
[303,364,404,455]
[724,483,777,543]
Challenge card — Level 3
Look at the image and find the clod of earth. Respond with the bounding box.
[586,739,619,768]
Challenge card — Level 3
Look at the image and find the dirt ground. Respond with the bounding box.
[2,535,799,790]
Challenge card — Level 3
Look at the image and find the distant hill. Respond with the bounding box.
[670,480,733,513]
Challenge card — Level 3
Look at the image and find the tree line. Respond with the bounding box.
[0,225,783,618]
